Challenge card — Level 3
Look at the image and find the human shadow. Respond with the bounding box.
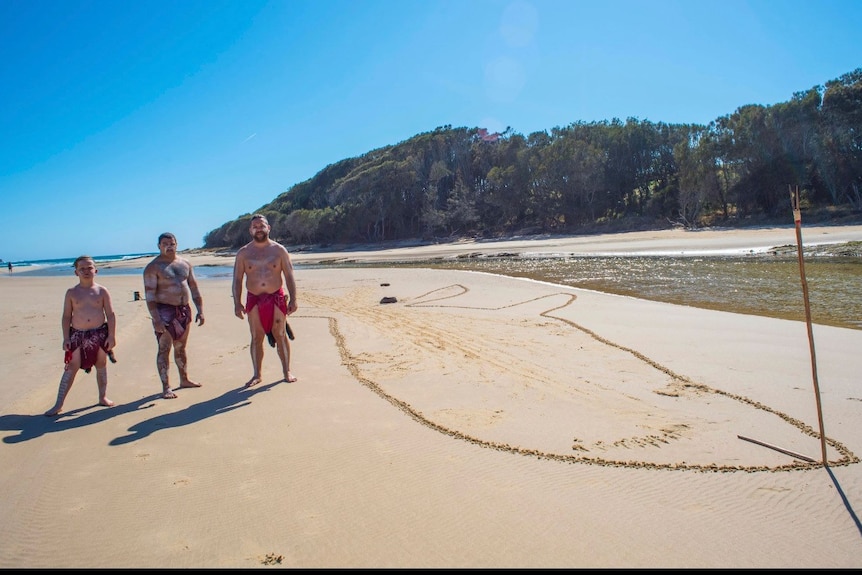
[825,465,862,538]
[1,397,158,444]
[109,380,284,446]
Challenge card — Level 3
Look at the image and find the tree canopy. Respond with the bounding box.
[204,69,862,250]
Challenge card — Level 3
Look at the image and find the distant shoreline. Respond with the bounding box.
[82,224,862,269]
[7,223,860,275]
[190,223,862,268]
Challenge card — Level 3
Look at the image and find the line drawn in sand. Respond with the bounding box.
[304,280,857,473]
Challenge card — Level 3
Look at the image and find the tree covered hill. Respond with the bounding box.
[203,69,862,250]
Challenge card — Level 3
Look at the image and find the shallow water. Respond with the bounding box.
[17,253,859,330]
[357,255,862,331]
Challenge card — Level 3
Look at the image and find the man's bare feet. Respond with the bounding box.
[244,377,262,389]
[179,381,202,389]
[162,388,178,399]
[285,372,298,383]
[44,407,62,417]
[99,398,115,407]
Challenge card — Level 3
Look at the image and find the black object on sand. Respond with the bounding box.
[266,322,296,347]
[85,349,117,373]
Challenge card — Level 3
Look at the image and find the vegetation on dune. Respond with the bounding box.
[204,69,862,250]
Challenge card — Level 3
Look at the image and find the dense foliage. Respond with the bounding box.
[204,69,862,249]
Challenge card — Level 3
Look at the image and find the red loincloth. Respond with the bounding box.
[67,323,109,371]
[245,288,287,337]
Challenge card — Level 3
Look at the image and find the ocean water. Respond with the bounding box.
[5,253,157,273]
[4,252,234,279]
[7,251,861,331]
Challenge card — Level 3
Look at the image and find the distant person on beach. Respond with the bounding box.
[45,255,116,416]
[7,262,11,273]
[232,214,298,387]
[143,232,205,399]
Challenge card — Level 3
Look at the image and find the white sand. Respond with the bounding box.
[1,225,861,568]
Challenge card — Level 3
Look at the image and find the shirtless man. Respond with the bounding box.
[45,255,116,416]
[143,232,205,399]
[232,214,298,387]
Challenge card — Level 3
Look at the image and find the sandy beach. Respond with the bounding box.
[2,225,862,568]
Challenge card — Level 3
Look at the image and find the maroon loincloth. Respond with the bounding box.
[67,323,109,371]
[245,288,287,338]
[154,303,192,340]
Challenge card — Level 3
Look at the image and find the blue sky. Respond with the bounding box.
[2,0,860,262]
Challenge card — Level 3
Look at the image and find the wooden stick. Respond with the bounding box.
[789,185,828,465]
[737,434,817,463]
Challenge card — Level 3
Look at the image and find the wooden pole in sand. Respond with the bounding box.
[790,185,828,465]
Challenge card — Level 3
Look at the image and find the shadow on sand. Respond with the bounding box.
[0,380,285,446]
[108,380,284,445]
[1,397,158,444]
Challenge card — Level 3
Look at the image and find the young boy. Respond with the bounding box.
[44,255,117,416]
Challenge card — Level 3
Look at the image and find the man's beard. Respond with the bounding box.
[253,231,268,242]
